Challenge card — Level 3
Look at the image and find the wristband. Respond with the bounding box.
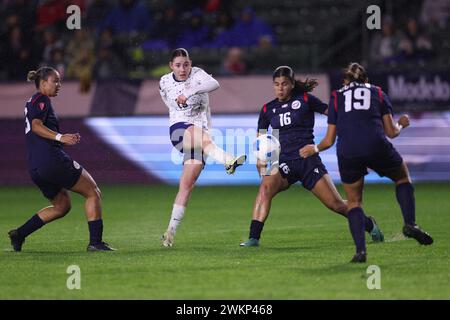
[396,123,403,130]
[55,133,62,141]
[314,145,319,153]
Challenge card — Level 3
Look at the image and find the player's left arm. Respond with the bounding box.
[177,69,220,105]
[31,119,80,145]
[300,124,337,158]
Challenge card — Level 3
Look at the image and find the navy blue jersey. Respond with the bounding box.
[258,92,327,160]
[328,82,393,158]
[25,92,65,169]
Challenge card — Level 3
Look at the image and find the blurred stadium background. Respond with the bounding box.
[1,0,450,186]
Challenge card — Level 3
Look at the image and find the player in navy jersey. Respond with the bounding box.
[8,67,115,252]
[240,66,383,247]
[300,62,433,263]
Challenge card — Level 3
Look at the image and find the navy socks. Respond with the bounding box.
[347,207,366,253]
[396,182,416,225]
[17,214,45,238]
[249,220,264,240]
[88,219,103,245]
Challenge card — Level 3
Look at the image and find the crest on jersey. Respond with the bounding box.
[38,102,45,110]
[291,100,301,110]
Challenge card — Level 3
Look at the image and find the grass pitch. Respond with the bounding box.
[0,183,449,299]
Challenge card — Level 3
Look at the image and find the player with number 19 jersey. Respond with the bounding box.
[328,82,395,158]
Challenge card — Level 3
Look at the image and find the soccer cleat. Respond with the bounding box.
[161,228,175,247]
[239,238,259,247]
[87,242,116,252]
[368,216,384,243]
[402,224,433,245]
[225,154,247,174]
[8,229,25,252]
[350,251,367,263]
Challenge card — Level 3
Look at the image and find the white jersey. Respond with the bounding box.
[159,67,219,130]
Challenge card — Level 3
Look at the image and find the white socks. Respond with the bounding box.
[168,204,186,233]
[203,140,234,165]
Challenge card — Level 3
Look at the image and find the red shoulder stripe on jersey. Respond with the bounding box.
[377,87,383,105]
[31,93,43,106]
[303,92,309,102]
[332,91,337,112]
[263,104,267,113]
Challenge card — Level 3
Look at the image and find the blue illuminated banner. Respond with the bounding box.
[86,112,450,185]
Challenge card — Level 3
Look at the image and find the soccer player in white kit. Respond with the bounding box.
[159,48,246,247]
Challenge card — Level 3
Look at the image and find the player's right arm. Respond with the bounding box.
[31,119,80,145]
[382,114,409,138]
[378,89,409,138]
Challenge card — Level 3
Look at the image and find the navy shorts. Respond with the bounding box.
[29,155,83,200]
[338,145,403,184]
[169,122,205,164]
[278,154,328,190]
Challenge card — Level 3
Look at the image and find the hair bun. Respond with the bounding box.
[27,70,37,82]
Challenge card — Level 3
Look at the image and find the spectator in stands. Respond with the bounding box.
[219,47,247,75]
[66,29,95,65]
[250,35,278,73]
[93,44,125,80]
[41,29,64,66]
[101,0,151,36]
[207,10,235,48]
[2,0,37,40]
[85,0,113,31]
[36,0,69,32]
[226,6,275,47]
[3,26,34,80]
[47,47,66,79]
[175,8,211,49]
[420,0,450,29]
[370,16,401,66]
[66,47,95,93]
[398,17,434,64]
[143,7,180,50]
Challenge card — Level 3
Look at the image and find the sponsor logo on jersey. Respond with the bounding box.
[291,100,301,110]
[281,104,288,108]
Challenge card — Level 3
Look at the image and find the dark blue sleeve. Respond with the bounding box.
[27,96,50,121]
[327,91,337,125]
[308,93,328,114]
[257,105,270,131]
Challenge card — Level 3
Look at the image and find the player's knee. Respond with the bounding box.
[258,184,274,202]
[55,202,71,217]
[93,185,102,200]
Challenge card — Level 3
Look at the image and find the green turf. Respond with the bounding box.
[1,183,449,299]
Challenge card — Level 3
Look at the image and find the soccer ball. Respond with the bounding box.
[253,134,281,163]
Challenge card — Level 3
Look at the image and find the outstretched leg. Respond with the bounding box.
[8,190,72,252]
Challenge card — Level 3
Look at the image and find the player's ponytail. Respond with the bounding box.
[294,78,318,93]
[343,62,368,84]
[26,67,57,89]
[272,65,318,93]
